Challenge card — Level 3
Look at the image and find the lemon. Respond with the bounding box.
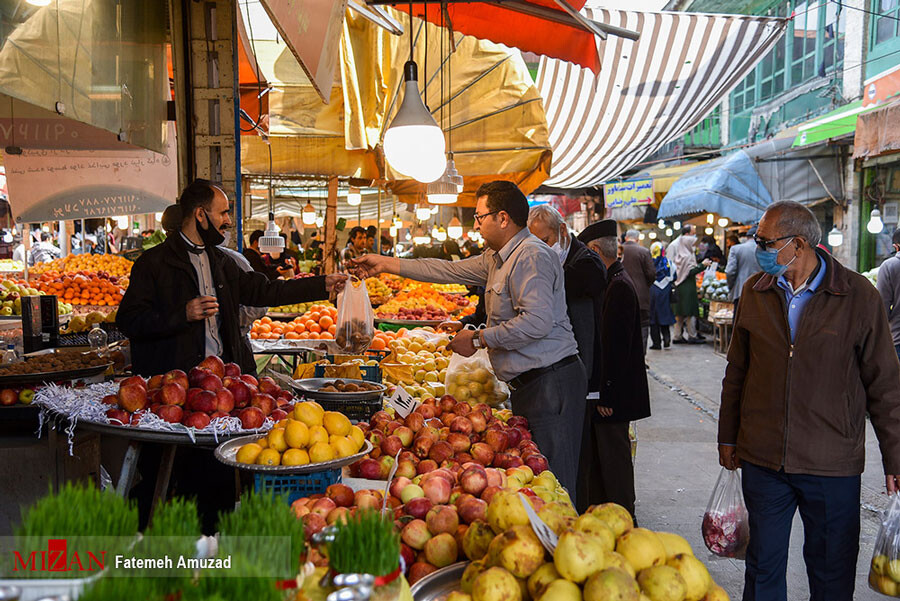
[294,401,325,428]
[282,448,310,466]
[267,428,288,452]
[309,441,336,463]
[235,443,263,464]
[331,436,357,458]
[323,411,352,437]
[285,420,310,449]
[309,425,329,446]
[256,448,281,466]
[257,437,269,449]
[275,419,289,429]
[349,425,365,450]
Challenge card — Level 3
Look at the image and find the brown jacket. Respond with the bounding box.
[719,250,900,476]
[622,241,655,323]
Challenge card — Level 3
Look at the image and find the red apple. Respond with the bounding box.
[120,375,147,391]
[508,415,529,429]
[187,390,217,413]
[310,497,337,518]
[422,475,452,504]
[105,408,131,425]
[524,453,550,475]
[198,373,223,392]
[237,407,265,429]
[270,408,288,422]
[147,374,164,391]
[483,428,509,453]
[481,486,502,504]
[226,380,253,409]
[214,388,235,413]
[381,435,404,457]
[452,402,471,416]
[239,374,258,387]
[303,513,327,538]
[400,544,416,570]
[396,459,418,479]
[188,367,209,388]
[198,355,226,378]
[450,416,473,435]
[439,395,456,413]
[160,382,186,406]
[101,394,118,405]
[389,476,412,499]
[405,496,433,520]
[468,411,487,433]
[415,404,437,420]
[408,562,438,585]
[157,405,184,424]
[355,489,382,510]
[459,465,489,496]
[470,443,495,466]
[358,458,382,480]
[426,505,459,535]
[458,498,488,524]
[163,369,189,391]
[209,411,230,420]
[506,427,523,448]
[447,432,472,453]
[258,376,280,397]
[223,362,241,377]
[413,435,434,459]
[401,519,432,550]
[404,412,425,432]
[250,393,276,416]
[485,468,505,488]
[428,441,454,464]
[182,412,211,429]
[394,426,414,447]
[117,383,148,413]
[417,459,438,475]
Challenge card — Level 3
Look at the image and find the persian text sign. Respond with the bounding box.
[603,178,654,208]
[4,126,176,223]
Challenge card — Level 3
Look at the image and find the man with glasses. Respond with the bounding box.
[719,200,900,601]
[351,181,586,499]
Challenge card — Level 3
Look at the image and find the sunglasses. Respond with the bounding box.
[753,234,796,252]
[474,210,500,225]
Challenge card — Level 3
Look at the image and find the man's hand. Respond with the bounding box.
[186,296,219,322]
[349,254,390,279]
[448,329,478,357]
[596,406,613,418]
[438,321,463,333]
[887,474,900,495]
[325,274,348,293]
[718,444,740,470]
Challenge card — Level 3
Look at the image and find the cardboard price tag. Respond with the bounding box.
[518,493,558,553]
[387,386,420,418]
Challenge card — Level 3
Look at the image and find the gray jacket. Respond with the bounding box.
[877,252,900,346]
[725,239,760,301]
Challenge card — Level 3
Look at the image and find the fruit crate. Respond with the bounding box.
[315,395,384,423]
[254,468,342,504]
[315,362,381,384]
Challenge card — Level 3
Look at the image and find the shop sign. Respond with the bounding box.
[4,126,176,223]
[603,178,654,208]
[863,64,900,107]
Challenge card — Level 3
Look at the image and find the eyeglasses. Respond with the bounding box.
[473,210,499,225]
[753,234,795,252]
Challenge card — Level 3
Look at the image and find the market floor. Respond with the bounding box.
[636,342,887,601]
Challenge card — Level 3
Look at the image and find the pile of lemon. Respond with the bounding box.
[235,401,366,467]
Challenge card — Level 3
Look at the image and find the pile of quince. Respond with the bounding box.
[61,309,117,334]
[382,333,453,401]
[269,300,332,314]
[0,278,72,316]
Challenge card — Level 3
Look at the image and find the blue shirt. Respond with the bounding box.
[776,255,826,343]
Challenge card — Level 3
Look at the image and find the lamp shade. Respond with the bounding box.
[383,62,446,183]
[302,201,317,225]
[258,221,284,254]
[447,217,463,239]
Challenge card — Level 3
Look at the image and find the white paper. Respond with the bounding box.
[387,386,419,418]
[518,492,558,553]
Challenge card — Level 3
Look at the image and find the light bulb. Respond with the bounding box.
[115,217,128,229]
[405,233,411,241]
[347,186,361,206]
[705,226,714,235]
[706,213,715,225]
[26,0,52,6]
[639,233,645,240]
[717,217,729,227]
[658,219,665,229]
[674,221,681,230]
[447,217,463,239]
[648,231,657,239]
[302,201,317,225]
[383,61,447,183]
[431,206,439,214]
[42,225,51,233]
[415,207,432,221]
[392,214,403,228]
[827,226,843,247]
[389,226,398,237]
[867,208,884,234]
[435,228,447,242]
[665,228,673,237]
[258,220,284,254]
[154,212,163,221]
[413,235,432,245]
[315,215,324,228]
[431,225,440,238]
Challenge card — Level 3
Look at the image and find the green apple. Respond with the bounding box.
[18,389,35,404]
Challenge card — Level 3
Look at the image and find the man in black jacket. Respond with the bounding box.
[118,179,344,377]
[577,219,651,518]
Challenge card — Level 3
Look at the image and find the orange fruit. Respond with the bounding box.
[319,315,334,329]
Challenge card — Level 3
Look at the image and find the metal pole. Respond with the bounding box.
[376,187,382,254]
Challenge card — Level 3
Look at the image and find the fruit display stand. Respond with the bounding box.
[251,337,341,372]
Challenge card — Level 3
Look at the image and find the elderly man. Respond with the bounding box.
[621,229,655,353]
[353,181,587,496]
[576,219,650,518]
[877,227,900,362]
[725,225,761,310]
[720,201,900,601]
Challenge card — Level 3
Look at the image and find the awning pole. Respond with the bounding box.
[377,187,382,254]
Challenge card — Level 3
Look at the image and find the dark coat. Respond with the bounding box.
[621,241,655,325]
[562,237,606,389]
[595,260,651,423]
[117,233,327,377]
[720,249,900,476]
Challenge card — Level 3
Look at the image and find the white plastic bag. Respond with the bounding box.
[869,494,900,596]
[335,277,374,354]
[444,346,509,407]
[701,467,750,559]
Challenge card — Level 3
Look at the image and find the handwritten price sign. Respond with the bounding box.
[387,386,420,418]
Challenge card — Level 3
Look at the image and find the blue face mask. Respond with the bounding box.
[755,237,795,277]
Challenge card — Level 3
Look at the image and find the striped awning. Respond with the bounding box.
[537,6,787,189]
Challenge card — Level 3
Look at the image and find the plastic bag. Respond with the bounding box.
[444,346,509,407]
[869,494,900,596]
[701,467,750,559]
[335,277,375,354]
[702,262,719,283]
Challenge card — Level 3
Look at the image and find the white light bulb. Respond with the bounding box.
[705,226,714,235]
[827,226,843,247]
[717,217,729,227]
[315,216,324,228]
[405,233,412,241]
[413,235,432,245]
[389,226,398,237]
[431,225,440,238]
[706,213,715,225]
[447,217,463,239]
[639,233,646,240]
[868,209,884,234]
[674,221,681,230]
[415,207,432,221]
[435,228,447,242]
[347,187,361,207]
[26,0,52,6]
[302,202,317,225]
[658,219,665,229]
[665,228,673,237]
[154,212,163,221]
[116,217,129,229]
[431,207,439,215]
[648,231,657,239]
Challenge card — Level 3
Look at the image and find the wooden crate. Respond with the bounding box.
[709,300,734,315]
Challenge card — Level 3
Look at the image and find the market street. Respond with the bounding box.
[637,341,888,601]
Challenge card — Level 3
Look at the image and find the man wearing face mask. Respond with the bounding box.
[118,179,346,376]
[719,201,900,601]
[877,227,900,362]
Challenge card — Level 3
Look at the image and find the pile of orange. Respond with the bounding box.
[32,254,133,277]
[368,328,407,351]
[34,272,125,306]
[251,304,339,340]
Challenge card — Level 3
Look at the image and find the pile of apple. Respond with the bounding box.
[0,386,36,406]
[349,395,550,480]
[102,355,294,431]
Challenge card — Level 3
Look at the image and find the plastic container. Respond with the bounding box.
[1,344,17,366]
[254,468,342,504]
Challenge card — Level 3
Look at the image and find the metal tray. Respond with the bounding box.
[214,436,372,474]
[0,312,72,321]
[266,312,304,319]
[0,362,111,386]
[291,377,386,402]
[409,562,469,601]
[375,318,443,327]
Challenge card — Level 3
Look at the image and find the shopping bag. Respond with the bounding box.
[334,276,375,354]
[869,494,900,596]
[444,346,509,407]
[701,467,750,559]
[702,262,719,283]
